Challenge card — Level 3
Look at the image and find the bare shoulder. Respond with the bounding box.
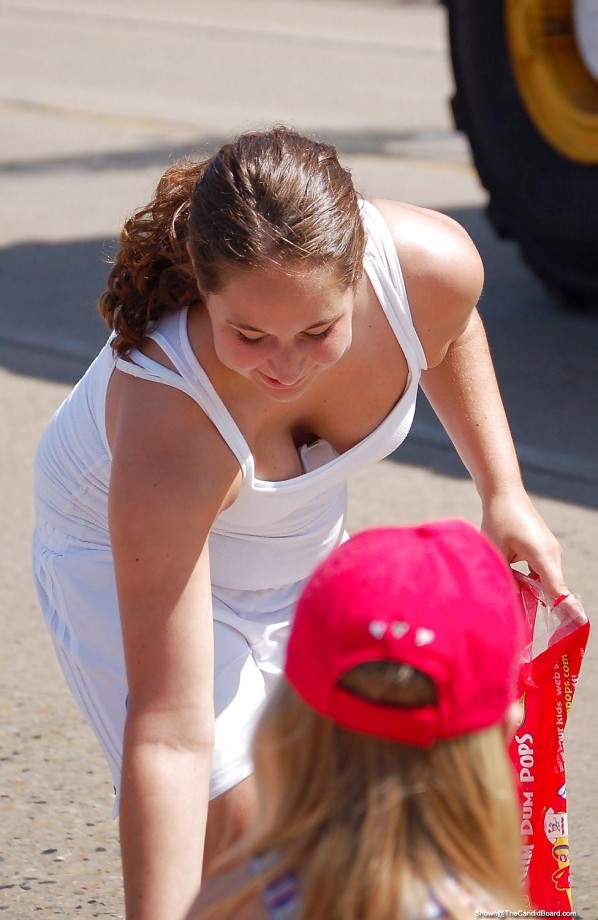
[370,199,485,365]
[108,367,241,519]
[189,863,267,919]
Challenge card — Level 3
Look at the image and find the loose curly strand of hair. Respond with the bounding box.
[98,160,207,357]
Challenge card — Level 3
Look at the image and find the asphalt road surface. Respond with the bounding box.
[1,1,596,916]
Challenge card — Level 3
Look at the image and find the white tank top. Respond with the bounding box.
[34,201,427,593]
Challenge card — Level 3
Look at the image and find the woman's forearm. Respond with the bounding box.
[419,309,524,502]
[419,309,582,614]
[120,730,213,920]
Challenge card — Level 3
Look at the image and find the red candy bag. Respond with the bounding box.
[509,572,590,911]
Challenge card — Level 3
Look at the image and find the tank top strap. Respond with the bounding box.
[360,199,428,374]
[114,314,252,478]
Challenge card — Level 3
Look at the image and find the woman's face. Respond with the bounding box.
[204,263,355,402]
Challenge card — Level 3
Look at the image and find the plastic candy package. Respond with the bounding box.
[509,572,590,912]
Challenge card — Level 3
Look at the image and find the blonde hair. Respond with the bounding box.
[197,665,524,920]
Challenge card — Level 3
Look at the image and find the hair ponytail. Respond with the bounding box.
[99,159,207,357]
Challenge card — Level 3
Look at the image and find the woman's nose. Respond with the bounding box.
[266,345,305,384]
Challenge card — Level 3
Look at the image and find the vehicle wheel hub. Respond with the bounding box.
[506,0,598,163]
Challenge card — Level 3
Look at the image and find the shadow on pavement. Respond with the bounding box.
[405,206,598,510]
[0,237,112,384]
[0,125,462,181]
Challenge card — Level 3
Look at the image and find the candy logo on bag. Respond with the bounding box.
[509,573,590,912]
[544,804,570,891]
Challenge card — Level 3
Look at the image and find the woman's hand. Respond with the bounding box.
[481,488,585,623]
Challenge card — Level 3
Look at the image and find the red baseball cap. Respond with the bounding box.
[285,520,523,746]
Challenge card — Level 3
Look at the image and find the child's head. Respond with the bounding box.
[285,518,523,746]
[249,520,525,919]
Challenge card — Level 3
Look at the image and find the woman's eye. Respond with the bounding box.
[304,327,332,341]
[235,331,266,345]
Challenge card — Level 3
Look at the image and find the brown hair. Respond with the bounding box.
[99,126,365,357]
[193,666,524,920]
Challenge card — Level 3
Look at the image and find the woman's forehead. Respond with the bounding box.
[210,264,354,323]
[218,260,346,295]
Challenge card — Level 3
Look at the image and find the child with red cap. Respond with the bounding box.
[189,519,526,919]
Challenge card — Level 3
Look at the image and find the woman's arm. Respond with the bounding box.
[108,371,241,920]
[419,310,574,609]
[374,199,577,615]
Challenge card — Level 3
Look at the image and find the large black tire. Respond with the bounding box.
[443,0,598,310]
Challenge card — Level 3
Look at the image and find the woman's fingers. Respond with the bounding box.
[530,561,587,624]
[552,591,587,624]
